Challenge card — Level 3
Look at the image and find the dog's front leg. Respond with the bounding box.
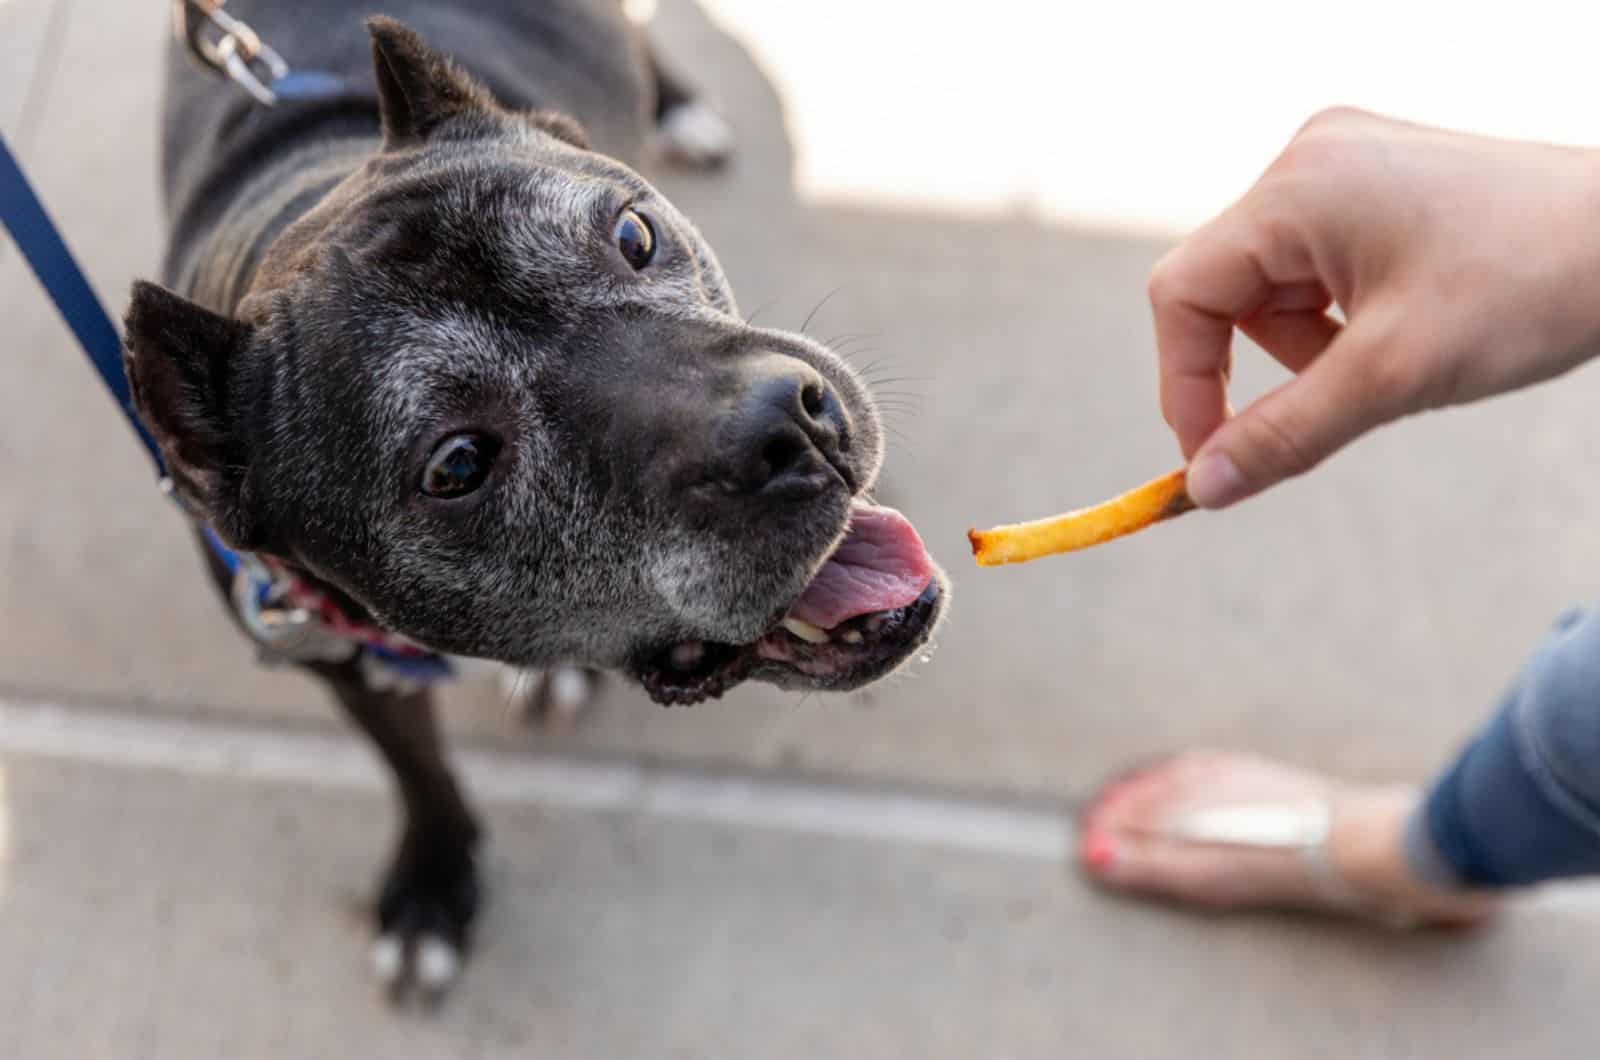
[320,675,482,1002]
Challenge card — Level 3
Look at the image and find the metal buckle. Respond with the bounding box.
[231,554,357,663]
[173,0,289,105]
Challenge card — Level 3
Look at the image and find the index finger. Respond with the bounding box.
[1147,208,1278,458]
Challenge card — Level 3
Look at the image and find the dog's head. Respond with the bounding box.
[125,18,946,704]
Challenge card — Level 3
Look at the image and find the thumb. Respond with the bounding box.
[1185,316,1407,509]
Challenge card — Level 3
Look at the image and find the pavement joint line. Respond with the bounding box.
[1,695,1597,912]
[0,694,1072,863]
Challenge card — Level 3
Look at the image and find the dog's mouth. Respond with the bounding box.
[636,501,944,706]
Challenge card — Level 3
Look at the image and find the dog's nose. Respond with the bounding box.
[721,356,850,498]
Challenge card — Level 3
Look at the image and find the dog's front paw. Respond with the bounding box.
[655,100,734,169]
[501,664,600,727]
[370,832,481,1004]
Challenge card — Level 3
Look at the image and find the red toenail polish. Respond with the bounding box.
[1081,830,1117,872]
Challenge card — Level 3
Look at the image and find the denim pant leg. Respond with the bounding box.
[1406,605,1600,888]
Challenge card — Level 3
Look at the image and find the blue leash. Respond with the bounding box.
[0,134,164,470]
[0,32,451,681]
[0,74,344,476]
[272,71,348,102]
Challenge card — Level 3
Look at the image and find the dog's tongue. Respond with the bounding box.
[787,503,935,630]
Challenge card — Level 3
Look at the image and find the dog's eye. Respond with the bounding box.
[421,433,499,499]
[614,209,655,270]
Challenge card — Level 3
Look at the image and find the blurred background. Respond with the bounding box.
[2,0,1599,1055]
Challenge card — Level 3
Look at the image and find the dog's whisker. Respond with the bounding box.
[853,352,894,367]
[877,408,916,427]
[499,667,531,714]
[861,369,920,386]
[744,300,775,327]
[853,356,902,378]
[824,330,882,350]
[798,286,847,336]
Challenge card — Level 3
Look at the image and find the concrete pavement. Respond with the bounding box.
[4,0,1600,1054]
[3,699,1599,1059]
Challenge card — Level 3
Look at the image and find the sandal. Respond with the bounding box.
[1078,751,1495,927]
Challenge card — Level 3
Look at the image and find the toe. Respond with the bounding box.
[547,666,594,721]
[1083,826,1299,910]
[513,666,598,728]
[657,101,734,168]
[370,933,406,987]
[498,666,537,707]
[415,934,462,996]
[1082,754,1183,834]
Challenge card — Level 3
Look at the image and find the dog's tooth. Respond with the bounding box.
[370,935,405,985]
[781,617,831,644]
[840,629,864,645]
[670,641,707,670]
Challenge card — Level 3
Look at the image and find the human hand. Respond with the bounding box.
[1149,108,1600,508]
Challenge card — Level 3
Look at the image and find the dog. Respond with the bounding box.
[124,0,947,999]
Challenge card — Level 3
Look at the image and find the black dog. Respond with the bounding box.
[125,0,947,998]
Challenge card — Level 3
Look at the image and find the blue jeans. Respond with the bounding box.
[1405,605,1600,888]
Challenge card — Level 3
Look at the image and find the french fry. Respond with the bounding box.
[968,468,1195,566]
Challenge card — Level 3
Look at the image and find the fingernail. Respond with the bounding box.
[1080,829,1118,873]
[1187,451,1248,509]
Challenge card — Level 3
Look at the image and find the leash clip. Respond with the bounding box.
[230,553,358,664]
[174,0,290,106]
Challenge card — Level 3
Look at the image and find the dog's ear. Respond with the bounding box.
[123,281,260,546]
[366,16,496,145]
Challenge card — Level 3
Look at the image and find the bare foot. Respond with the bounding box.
[1078,751,1497,926]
